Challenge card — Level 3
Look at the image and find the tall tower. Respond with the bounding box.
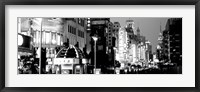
[158,22,163,44]
[137,27,140,37]
[113,22,121,49]
[126,20,136,35]
[157,22,163,61]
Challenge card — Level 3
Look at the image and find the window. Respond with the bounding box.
[69,26,71,33]
[71,27,72,33]
[82,19,83,26]
[42,31,46,44]
[52,33,56,45]
[71,27,73,33]
[33,31,37,43]
[78,30,79,36]
[78,31,84,38]
[72,27,74,34]
[73,27,75,34]
[80,31,81,37]
[71,26,73,34]
[45,32,50,44]
[71,27,76,35]
[68,26,69,32]
[74,28,76,35]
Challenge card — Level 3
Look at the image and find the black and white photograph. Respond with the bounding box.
[17,17,182,74]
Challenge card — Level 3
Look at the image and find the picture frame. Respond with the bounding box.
[0,0,199,92]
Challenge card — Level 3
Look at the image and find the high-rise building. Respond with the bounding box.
[113,22,121,48]
[107,22,113,48]
[125,20,138,64]
[89,18,111,68]
[106,21,115,67]
[138,36,146,61]
[126,20,136,35]
[118,27,127,62]
[113,22,121,61]
[63,18,87,51]
[157,24,164,62]
[163,18,182,65]
[162,29,170,62]
[145,41,153,62]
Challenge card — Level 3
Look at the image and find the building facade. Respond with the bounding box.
[18,18,65,73]
[117,20,153,67]
[113,22,121,62]
[88,18,111,68]
[118,27,128,63]
[162,18,182,65]
[125,20,138,64]
[63,18,87,51]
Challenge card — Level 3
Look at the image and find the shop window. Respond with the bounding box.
[45,32,50,44]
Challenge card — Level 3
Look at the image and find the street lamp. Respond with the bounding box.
[39,18,43,74]
[92,36,98,74]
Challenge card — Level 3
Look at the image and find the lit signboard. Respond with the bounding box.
[53,58,80,65]
[91,21,106,25]
[18,33,31,48]
[18,35,23,46]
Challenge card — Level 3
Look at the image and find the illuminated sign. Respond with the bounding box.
[53,58,80,65]
[18,34,31,48]
[91,21,106,25]
[18,35,23,46]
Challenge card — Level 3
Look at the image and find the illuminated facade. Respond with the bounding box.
[118,27,127,62]
[126,20,137,35]
[113,22,121,49]
[117,19,153,67]
[113,22,121,61]
[125,20,139,64]
[18,18,64,57]
[138,36,146,61]
[18,18,87,60]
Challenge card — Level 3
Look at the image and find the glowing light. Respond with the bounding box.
[92,36,98,41]
[52,39,56,44]
[18,35,23,46]
[75,65,81,69]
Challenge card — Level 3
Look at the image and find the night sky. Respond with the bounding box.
[110,17,169,52]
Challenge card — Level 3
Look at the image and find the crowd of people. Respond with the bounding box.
[18,55,39,74]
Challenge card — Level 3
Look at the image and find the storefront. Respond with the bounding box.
[18,33,39,74]
[53,45,88,74]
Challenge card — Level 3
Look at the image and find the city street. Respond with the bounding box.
[17,18,182,74]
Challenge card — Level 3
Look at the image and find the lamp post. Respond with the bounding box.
[38,18,43,74]
[92,36,98,74]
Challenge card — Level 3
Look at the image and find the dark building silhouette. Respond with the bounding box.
[162,18,182,65]
[89,18,110,68]
[41,47,46,74]
[162,29,169,62]
[156,24,164,62]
